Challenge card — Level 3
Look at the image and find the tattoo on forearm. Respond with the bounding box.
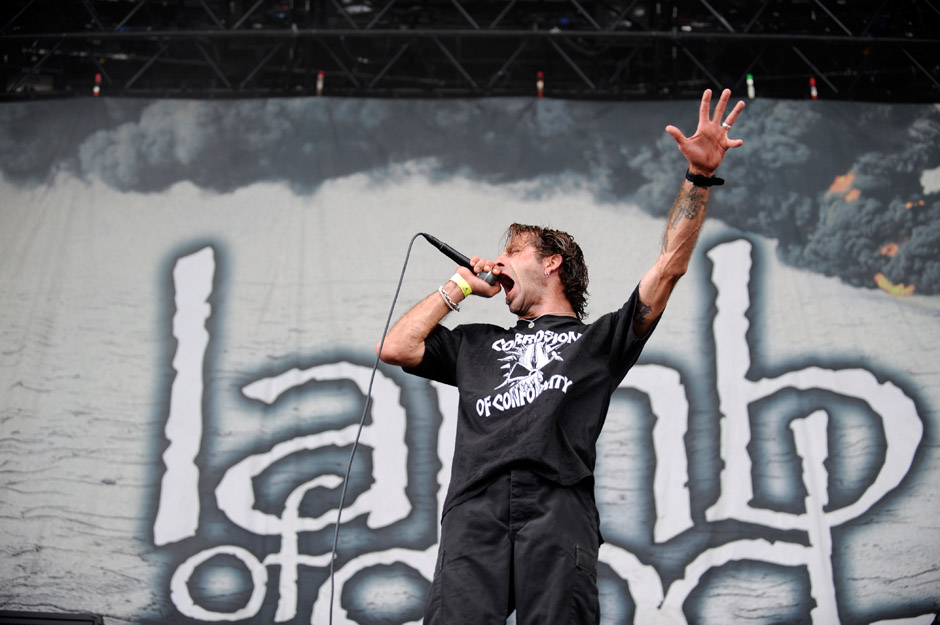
[671,188,706,226]
[682,194,705,221]
[634,298,652,324]
[662,185,708,253]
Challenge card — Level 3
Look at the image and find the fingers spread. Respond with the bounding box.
[724,99,746,127]
[665,124,686,145]
[711,88,731,123]
[698,89,713,124]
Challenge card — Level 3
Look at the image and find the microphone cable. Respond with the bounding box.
[328,232,424,625]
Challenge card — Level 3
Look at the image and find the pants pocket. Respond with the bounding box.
[568,544,600,625]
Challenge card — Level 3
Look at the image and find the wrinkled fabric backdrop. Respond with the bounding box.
[1,97,939,625]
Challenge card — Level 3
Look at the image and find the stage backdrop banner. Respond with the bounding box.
[1,97,938,625]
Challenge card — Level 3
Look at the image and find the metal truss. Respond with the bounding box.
[1,0,938,101]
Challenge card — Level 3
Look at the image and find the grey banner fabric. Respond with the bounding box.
[1,97,938,625]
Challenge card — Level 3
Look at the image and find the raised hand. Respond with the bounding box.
[665,88,745,176]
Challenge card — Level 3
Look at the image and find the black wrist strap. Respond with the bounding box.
[686,169,724,187]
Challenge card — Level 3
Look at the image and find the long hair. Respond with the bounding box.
[504,223,589,320]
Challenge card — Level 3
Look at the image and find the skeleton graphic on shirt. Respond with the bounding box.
[496,339,564,390]
[478,330,582,417]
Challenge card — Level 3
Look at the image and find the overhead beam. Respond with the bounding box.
[1,28,936,46]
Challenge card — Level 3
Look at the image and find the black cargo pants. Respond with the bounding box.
[423,469,601,625]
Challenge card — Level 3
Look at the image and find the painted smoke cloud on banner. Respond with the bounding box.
[1,98,938,295]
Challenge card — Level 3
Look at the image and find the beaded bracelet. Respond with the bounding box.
[438,285,460,312]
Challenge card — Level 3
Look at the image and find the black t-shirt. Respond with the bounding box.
[405,285,657,516]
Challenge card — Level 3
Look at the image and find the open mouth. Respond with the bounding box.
[497,273,515,294]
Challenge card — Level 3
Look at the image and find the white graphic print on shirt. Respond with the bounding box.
[474,328,583,417]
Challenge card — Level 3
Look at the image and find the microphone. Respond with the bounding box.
[420,233,498,286]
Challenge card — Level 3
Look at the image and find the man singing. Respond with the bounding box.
[379,88,746,625]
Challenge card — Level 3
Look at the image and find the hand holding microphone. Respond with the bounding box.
[420,233,502,296]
